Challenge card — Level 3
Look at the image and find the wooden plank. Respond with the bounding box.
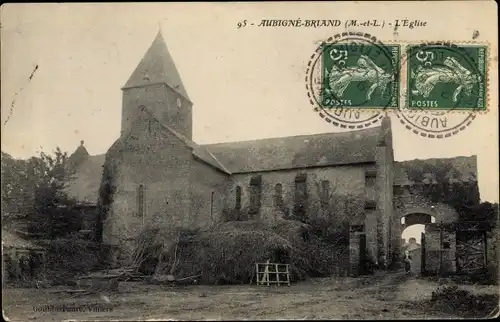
[255,262,290,286]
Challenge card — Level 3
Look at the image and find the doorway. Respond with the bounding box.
[400,213,436,275]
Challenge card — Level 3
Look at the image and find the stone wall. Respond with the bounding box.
[121,84,193,140]
[391,186,460,265]
[349,225,365,276]
[223,165,367,226]
[423,223,457,275]
[375,144,394,267]
[221,164,383,275]
[189,158,230,227]
[103,118,193,259]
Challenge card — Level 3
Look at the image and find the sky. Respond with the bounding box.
[1,2,498,208]
[402,225,425,244]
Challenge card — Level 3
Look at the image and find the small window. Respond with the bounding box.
[302,231,310,242]
[321,180,330,207]
[137,184,145,218]
[249,176,262,215]
[295,173,307,183]
[443,241,451,249]
[210,191,215,222]
[364,200,377,210]
[350,225,364,233]
[365,170,377,178]
[274,183,283,207]
[235,186,242,210]
[294,174,308,217]
[250,175,262,185]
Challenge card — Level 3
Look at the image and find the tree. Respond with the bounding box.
[402,160,481,222]
[304,180,363,245]
[467,202,499,225]
[1,148,79,238]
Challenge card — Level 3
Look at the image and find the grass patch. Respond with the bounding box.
[426,285,499,318]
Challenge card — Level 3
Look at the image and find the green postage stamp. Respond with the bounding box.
[406,43,487,110]
[316,40,487,111]
[321,42,400,109]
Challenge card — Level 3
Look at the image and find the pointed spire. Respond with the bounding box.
[68,140,89,169]
[122,30,190,101]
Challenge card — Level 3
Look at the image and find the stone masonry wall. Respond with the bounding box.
[424,224,457,275]
[189,158,231,228]
[224,165,367,227]
[103,116,193,259]
[121,84,193,140]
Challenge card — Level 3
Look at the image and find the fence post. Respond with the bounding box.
[286,264,290,286]
[274,263,281,286]
[421,232,426,275]
[439,221,443,277]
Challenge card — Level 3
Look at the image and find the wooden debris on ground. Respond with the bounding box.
[147,274,202,285]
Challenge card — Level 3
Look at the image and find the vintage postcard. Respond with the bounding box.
[1,1,498,320]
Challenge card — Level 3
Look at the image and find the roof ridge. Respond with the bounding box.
[395,155,478,163]
[201,126,382,147]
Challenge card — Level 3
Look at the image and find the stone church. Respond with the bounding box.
[66,31,479,268]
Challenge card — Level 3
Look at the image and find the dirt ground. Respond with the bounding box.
[3,271,498,321]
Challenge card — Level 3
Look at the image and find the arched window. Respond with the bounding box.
[235,186,242,210]
[137,184,145,222]
[321,180,330,207]
[294,173,307,217]
[210,191,215,222]
[249,175,262,215]
[274,183,283,207]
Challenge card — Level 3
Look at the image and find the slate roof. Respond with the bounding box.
[202,127,381,173]
[122,30,190,101]
[393,155,478,186]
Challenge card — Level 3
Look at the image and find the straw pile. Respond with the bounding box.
[148,219,311,284]
[141,217,349,284]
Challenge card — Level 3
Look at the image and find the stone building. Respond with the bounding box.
[65,31,480,269]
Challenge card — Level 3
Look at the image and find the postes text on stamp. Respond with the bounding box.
[405,43,487,111]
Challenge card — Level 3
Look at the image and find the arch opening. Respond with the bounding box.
[401,224,425,247]
[399,213,436,253]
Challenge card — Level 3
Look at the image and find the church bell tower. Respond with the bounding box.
[121,30,193,139]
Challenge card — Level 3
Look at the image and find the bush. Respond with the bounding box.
[303,234,350,277]
[40,237,109,281]
[430,285,499,317]
[486,228,499,285]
